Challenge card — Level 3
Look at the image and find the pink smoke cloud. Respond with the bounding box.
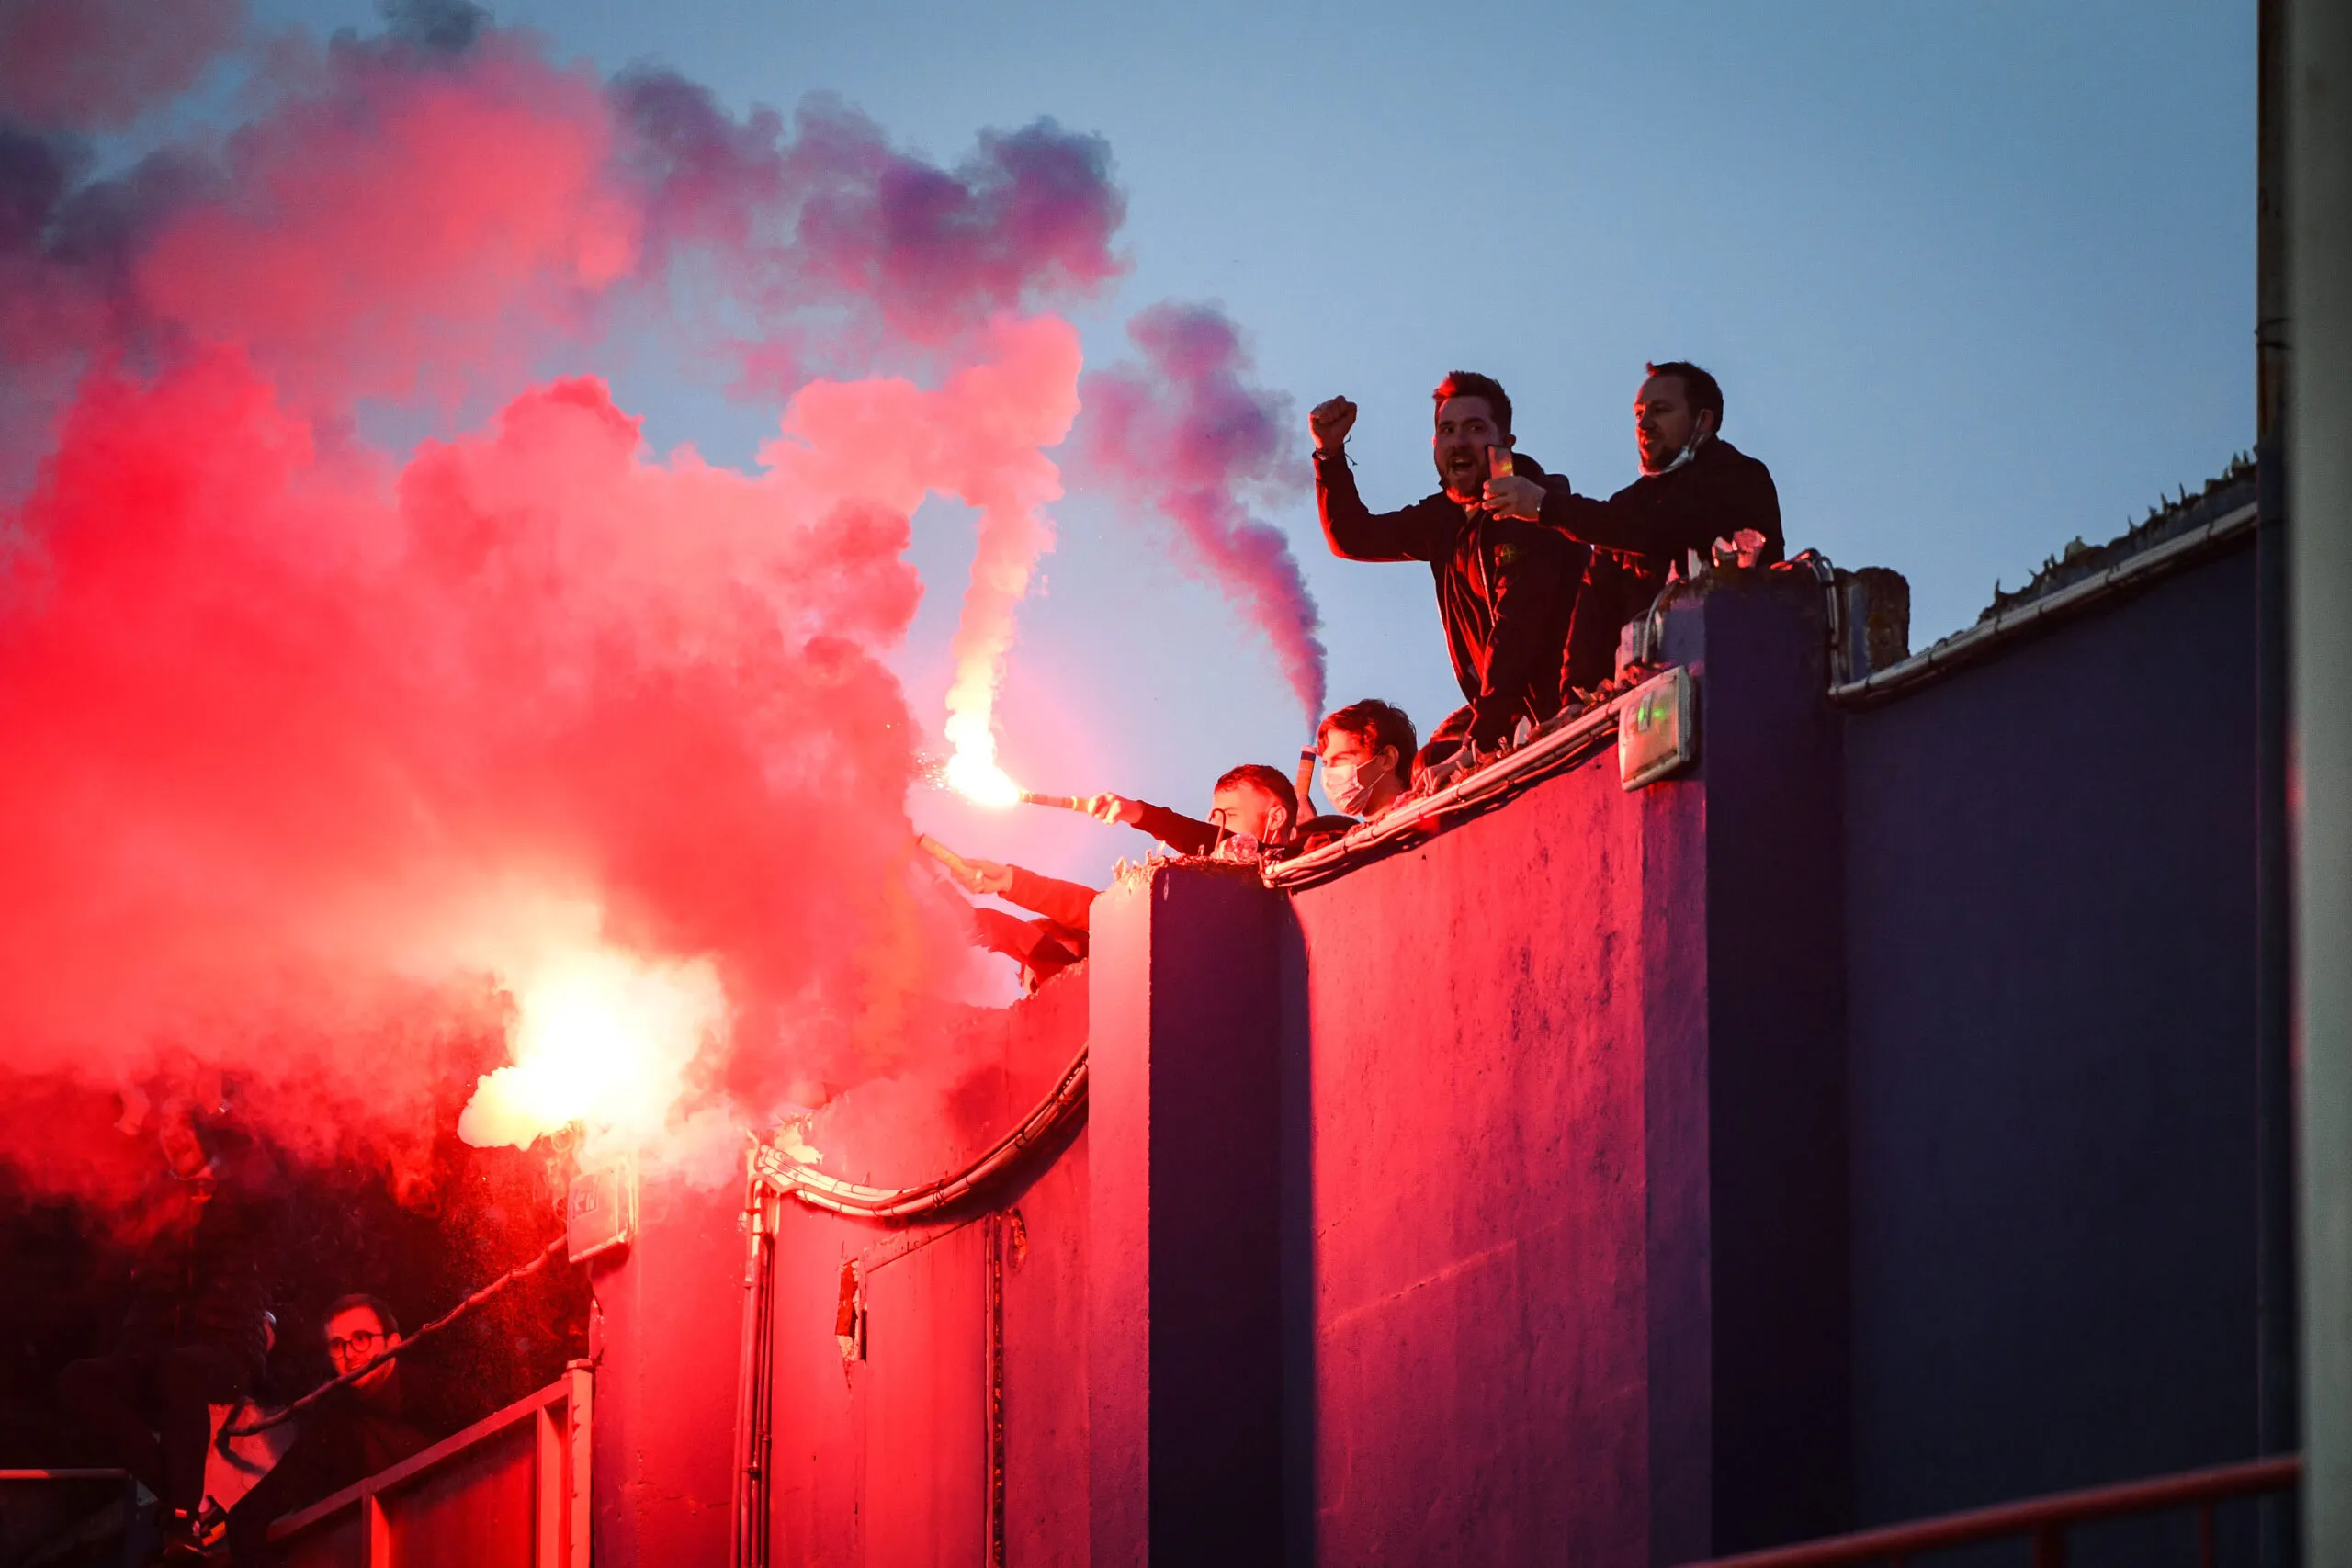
[134,33,639,407]
[1078,300,1328,721]
[1,9,1128,414]
[0,0,242,131]
[0,3,1117,1193]
[615,73,1126,387]
[0,316,1084,1187]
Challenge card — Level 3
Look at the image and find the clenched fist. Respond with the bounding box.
[1309,396,1358,453]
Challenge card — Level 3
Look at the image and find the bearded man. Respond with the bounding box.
[1498,361,1783,693]
[1312,372,1589,763]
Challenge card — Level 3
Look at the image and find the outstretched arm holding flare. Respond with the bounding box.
[919,836,1099,931]
[1074,793,1225,858]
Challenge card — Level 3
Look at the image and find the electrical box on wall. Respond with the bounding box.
[1620,666,1697,790]
[567,1159,637,1264]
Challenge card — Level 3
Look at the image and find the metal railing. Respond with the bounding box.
[1684,1454,2299,1568]
[0,1469,144,1568]
[269,1363,591,1568]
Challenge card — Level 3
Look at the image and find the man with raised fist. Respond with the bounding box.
[1312,372,1588,764]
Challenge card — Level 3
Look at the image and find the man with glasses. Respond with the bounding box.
[225,1294,435,1566]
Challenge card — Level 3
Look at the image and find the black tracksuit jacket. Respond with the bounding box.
[1537,437,1784,690]
[1315,449,1589,746]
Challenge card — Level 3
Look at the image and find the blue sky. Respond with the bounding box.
[259,0,2257,887]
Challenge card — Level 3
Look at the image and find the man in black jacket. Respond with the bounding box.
[1312,372,1589,762]
[224,1293,439,1566]
[56,1098,277,1556]
[1494,361,1782,693]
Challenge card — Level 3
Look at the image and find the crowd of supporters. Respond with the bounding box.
[36,364,1781,1556]
[943,360,1781,990]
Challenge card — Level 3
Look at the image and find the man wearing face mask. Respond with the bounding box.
[1487,361,1782,694]
[1314,699,1417,821]
[1313,373,1589,763]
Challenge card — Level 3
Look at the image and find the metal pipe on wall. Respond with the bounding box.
[2289,0,2352,1558]
[985,1213,1008,1568]
[2255,6,2299,1567]
[731,1173,776,1568]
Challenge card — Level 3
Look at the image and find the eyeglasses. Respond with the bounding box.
[327,1330,384,1358]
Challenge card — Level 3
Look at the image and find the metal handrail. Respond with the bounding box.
[1263,684,1631,890]
[268,1364,591,1564]
[1682,1453,2299,1568]
[752,1043,1088,1221]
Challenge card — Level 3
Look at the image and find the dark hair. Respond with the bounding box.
[323,1292,399,1338]
[1317,699,1419,782]
[1214,763,1298,825]
[1431,370,1512,438]
[1644,361,1724,431]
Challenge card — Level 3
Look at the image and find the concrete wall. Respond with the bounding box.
[766,976,1091,1568]
[592,974,1091,1568]
[589,1171,743,1568]
[1284,728,1670,1565]
[597,554,2274,1567]
[1282,570,1851,1566]
[1842,541,2264,1529]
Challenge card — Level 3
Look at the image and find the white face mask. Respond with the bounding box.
[1323,751,1392,816]
[1640,422,1713,478]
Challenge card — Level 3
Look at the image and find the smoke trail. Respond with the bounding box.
[1078,301,1327,721]
[613,70,1125,390]
[0,5,1108,1191]
[0,9,1125,413]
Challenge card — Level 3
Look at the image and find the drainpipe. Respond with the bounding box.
[731,1163,775,1568]
[2254,5,2297,1567]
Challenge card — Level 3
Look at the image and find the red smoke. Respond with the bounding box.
[0,0,242,131]
[1078,301,1328,722]
[0,6,1107,1191]
[134,32,637,408]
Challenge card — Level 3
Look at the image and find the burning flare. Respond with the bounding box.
[909,317,1080,809]
[944,709,1023,807]
[458,943,728,1156]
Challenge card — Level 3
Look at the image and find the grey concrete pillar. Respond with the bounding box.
[587,1175,742,1568]
[2290,0,2352,1557]
[1089,863,1286,1566]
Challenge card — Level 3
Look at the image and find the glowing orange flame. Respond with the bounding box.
[458,944,727,1155]
[943,710,1022,807]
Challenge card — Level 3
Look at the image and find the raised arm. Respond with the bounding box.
[1130,800,1223,857]
[1316,452,1442,562]
[1080,793,1225,858]
[1004,866,1101,931]
[1311,396,1437,562]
